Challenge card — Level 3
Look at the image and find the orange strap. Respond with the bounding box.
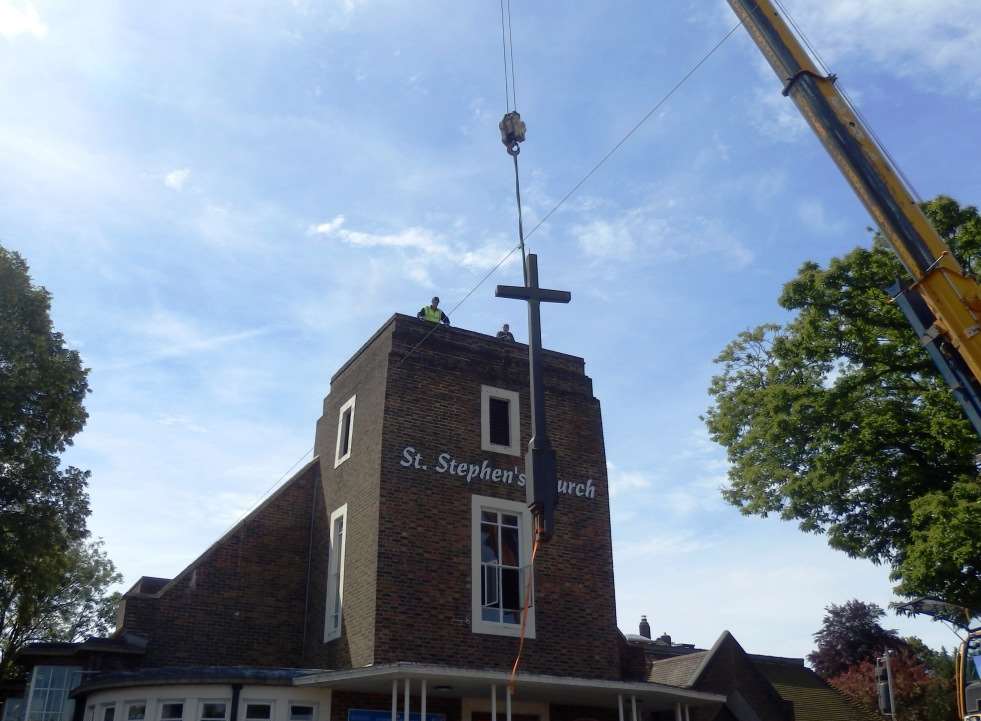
[508,520,542,693]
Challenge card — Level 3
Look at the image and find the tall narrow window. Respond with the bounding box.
[334,395,356,467]
[470,494,535,637]
[324,504,348,642]
[480,386,520,456]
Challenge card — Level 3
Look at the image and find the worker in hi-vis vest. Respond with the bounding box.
[417,296,450,325]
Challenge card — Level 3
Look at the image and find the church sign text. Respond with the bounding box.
[399,445,597,500]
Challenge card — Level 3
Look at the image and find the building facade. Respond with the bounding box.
[4,315,875,721]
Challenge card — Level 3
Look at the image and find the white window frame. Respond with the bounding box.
[99,705,117,721]
[480,385,520,456]
[158,702,185,721]
[123,703,147,721]
[241,702,274,721]
[287,704,318,721]
[333,395,356,468]
[323,503,348,642]
[470,494,535,638]
[198,701,229,721]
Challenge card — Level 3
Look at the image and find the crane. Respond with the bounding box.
[726,0,981,439]
[726,2,981,717]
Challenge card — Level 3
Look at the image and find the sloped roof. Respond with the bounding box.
[754,660,879,721]
[647,651,707,687]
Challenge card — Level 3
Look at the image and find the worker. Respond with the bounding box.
[496,323,515,341]
[417,296,450,325]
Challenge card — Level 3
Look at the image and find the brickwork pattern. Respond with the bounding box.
[371,317,620,680]
[119,462,322,668]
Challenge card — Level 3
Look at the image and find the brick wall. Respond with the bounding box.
[304,321,394,669]
[371,317,621,680]
[118,461,322,668]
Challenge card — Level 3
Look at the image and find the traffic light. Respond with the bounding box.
[875,655,894,716]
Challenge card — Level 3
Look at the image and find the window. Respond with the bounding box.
[288,706,316,721]
[199,704,227,721]
[333,395,356,467]
[125,705,146,721]
[324,503,348,642]
[2,698,25,721]
[101,707,115,721]
[159,703,183,721]
[25,666,82,721]
[243,704,271,721]
[480,386,520,456]
[470,494,535,637]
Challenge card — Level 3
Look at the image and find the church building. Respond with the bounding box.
[4,315,876,721]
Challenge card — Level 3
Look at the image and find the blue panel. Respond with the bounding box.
[348,710,446,721]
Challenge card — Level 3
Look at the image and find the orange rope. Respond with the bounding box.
[508,519,542,693]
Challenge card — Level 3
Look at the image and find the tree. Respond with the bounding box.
[828,651,955,721]
[704,196,981,608]
[0,245,117,679]
[808,600,902,677]
[0,540,121,677]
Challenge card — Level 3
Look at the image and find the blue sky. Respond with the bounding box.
[3,0,980,659]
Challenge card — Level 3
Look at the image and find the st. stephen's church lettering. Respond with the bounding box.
[399,445,597,500]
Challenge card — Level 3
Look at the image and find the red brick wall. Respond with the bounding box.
[118,461,322,668]
[371,317,621,679]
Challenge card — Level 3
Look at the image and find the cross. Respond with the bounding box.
[496,253,571,541]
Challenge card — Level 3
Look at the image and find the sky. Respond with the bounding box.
[3,0,981,660]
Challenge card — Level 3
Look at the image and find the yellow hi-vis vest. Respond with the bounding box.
[422,306,442,322]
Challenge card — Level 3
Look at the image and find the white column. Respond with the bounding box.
[617,695,624,721]
[391,681,398,721]
[506,686,512,721]
[421,680,427,721]
[404,678,410,721]
[491,685,497,721]
[674,702,683,721]
[630,696,637,721]
[683,705,691,721]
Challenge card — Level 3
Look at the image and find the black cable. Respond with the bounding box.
[500,0,511,111]
[522,21,742,243]
[507,0,517,109]
[393,21,742,371]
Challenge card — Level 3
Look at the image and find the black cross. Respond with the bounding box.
[496,253,571,541]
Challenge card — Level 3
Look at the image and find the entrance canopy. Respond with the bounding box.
[295,663,724,713]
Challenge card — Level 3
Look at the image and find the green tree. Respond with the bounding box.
[705,196,981,608]
[0,245,118,679]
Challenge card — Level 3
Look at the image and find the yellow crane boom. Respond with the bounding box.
[727,0,981,436]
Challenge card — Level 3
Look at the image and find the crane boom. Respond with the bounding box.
[727,0,981,436]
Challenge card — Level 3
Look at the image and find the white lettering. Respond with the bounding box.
[397,446,594,500]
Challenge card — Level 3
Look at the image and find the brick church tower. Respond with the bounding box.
[305,314,621,678]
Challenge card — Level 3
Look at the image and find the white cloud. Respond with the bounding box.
[785,0,981,96]
[607,462,652,498]
[616,530,717,559]
[164,167,191,190]
[0,1,47,39]
[309,214,518,272]
[572,198,753,268]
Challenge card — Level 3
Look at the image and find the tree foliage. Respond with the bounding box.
[705,196,981,608]
[0,245,118,679]
[829,651,955,721]
[808,600,902,677]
